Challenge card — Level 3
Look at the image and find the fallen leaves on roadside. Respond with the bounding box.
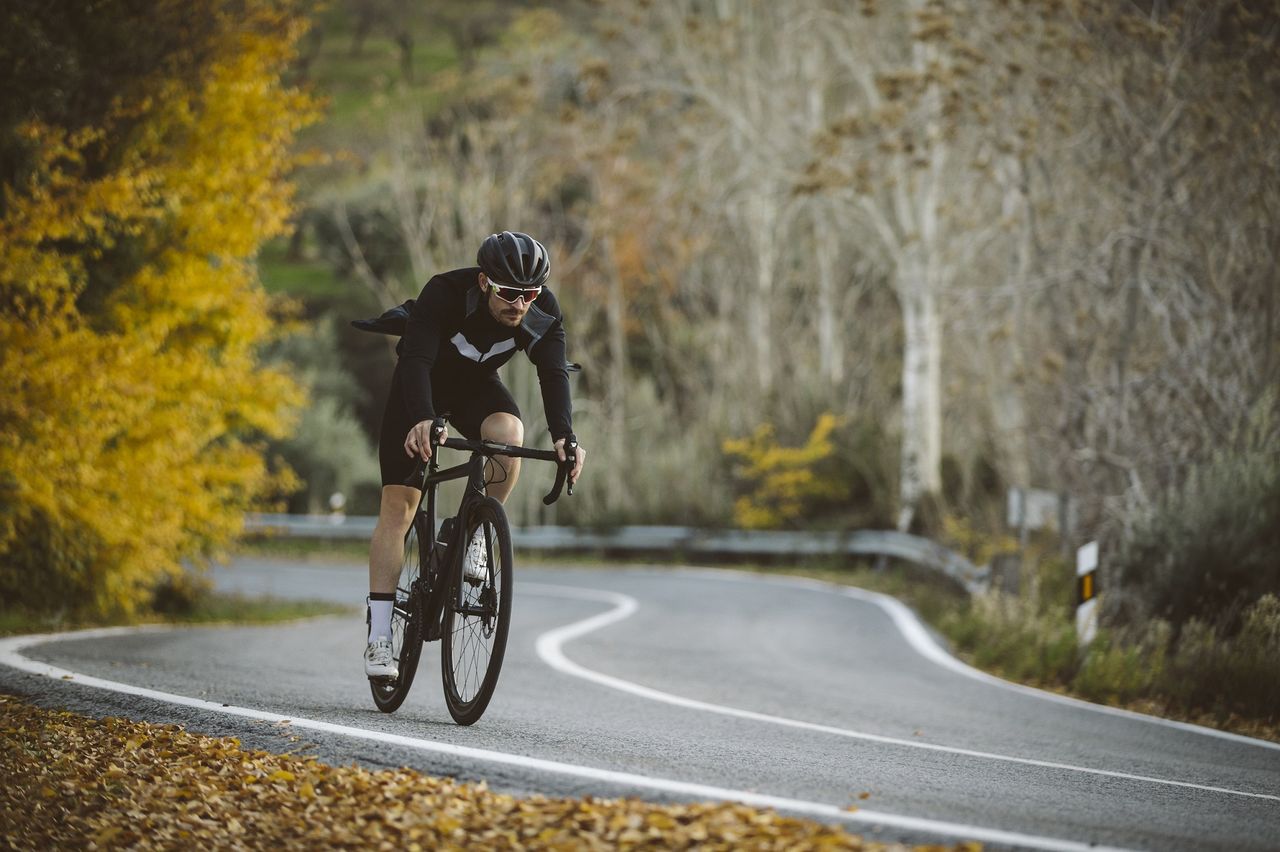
[0,694,979,850]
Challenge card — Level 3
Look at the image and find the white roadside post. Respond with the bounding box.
[328,491,346,525]
[1076,541,1099,646]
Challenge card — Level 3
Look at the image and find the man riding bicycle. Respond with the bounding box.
[364,231,586,680]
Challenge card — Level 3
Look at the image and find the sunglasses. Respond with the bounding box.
[489,282,542,303]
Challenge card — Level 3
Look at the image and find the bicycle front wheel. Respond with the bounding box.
[370,513,427,713]
[440,496,513,725]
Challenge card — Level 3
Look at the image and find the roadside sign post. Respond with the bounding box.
[1006,487,1073,552]
[1076,541,1099,646]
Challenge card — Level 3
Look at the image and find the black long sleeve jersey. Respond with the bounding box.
[398,267,574,440]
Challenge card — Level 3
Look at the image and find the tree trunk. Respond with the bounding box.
[802,48,842,386]
[748,191,775,392]
[603,235,629,515]
[991,156,1034,488]
[897,275,943,529]
[896,8,948,530]
[812,202,842,384]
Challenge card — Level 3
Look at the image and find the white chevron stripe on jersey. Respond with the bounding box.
[451,333,516,363]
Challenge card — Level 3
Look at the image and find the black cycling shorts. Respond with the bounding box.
[378,362,521,487]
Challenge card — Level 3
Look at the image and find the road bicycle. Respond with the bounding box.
[369,420,575,725]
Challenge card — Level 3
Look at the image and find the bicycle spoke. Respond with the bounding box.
[449,518,503,702]
[451,603,493,700]
[441,500,512,724]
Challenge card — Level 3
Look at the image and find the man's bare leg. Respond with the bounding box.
[369,484,421,594]
[479,412,523,504]
[364,483,421,675]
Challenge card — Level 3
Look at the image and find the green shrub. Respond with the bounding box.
[1161,595,1280,721]
[941,590,1079,686]
[264,318,382,515]
[1033,554,1079,615]
[1110,411,1280,631]
[940,515,1018,576]
[1068,597,1280,723]
[148,571,215,618]
[1074,620,1170,705]
[833,418,897,529]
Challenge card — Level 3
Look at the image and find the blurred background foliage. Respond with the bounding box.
[2,0,1278,724]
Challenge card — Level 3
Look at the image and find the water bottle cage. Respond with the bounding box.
[428,516,457,582]
[437,516,457,549]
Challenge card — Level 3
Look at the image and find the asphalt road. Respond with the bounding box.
[2,557,1277,851]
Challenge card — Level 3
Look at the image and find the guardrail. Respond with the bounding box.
[245,513,990,594]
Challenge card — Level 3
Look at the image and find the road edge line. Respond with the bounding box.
[675,567,1280,752]
[0,627,1123,852]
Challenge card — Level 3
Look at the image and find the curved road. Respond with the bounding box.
[2,559,1277,851]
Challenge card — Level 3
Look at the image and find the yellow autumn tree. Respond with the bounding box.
[0,0,318,618]
[722,414,850,530]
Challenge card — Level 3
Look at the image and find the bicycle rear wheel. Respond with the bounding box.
[370,513,428,713]
[440,496,513,725]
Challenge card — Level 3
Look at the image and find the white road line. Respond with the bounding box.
[0,629,1122,852]
[688,568,1280,752]
[525,582,1280,803]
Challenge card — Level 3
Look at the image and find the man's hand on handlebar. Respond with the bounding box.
[553,435,586,485]
[405,418,449,461]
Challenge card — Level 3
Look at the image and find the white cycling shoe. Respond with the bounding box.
[364,636,398,680]
[463,529,488,585]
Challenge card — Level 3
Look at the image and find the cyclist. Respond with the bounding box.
[364,231,586,680]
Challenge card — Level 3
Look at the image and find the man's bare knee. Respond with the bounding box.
[377,485,420,535]
[480,413,523,502]
[481,412,524,446]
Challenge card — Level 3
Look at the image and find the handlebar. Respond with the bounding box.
[401,432,577,506]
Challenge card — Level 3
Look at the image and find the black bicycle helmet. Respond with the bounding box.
[477,231,551,288]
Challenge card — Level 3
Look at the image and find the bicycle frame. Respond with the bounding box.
[404,436,572,640]
[420,450,485,630]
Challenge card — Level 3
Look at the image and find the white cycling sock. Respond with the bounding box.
[367,596,394,643]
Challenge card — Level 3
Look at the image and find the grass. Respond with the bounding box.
[0,593,352,638]
[239,535,372,561]
[729,559,969,624]
[257,239,353,300]
[160,592,356,625]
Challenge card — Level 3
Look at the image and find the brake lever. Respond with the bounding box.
[541,438,578,505]
[542,462,567,506]
[564,437,577,497]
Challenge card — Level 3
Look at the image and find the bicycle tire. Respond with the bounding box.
[440,496,513,725]
[370,513,428,713]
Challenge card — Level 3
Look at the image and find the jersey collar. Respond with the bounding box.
[464,285,484,318]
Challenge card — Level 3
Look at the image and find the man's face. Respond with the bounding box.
[479,273,539,327]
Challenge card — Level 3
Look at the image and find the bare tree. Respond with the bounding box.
[322,0,1279,538]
